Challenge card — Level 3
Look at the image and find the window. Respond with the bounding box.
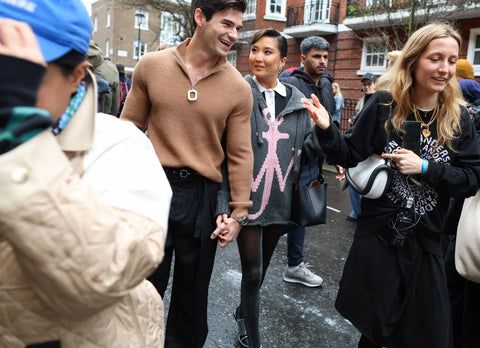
[467,28,480,76]
[365,0,393,6]
[268,0,283,15]
[227,50,237,68]
[360,38,387,74]
[426,0,446,4]
[160,12,184,46]
[94,15,97,32]
[105,39,110,58]
[106,9,111,27]
[304,0,331,24]
[134,41,147,60]
[135,10,149,30]
[365,0,392,7]
[264,0,286,20]
[244,0,256,20]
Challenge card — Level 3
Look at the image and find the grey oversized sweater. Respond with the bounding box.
[217,76,321,226]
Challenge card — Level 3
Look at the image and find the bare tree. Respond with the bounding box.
[346,0,474,51]
[119,0,194,44]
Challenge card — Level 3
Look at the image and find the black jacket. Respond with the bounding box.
[316,90,480,347]
[281,67,335,116]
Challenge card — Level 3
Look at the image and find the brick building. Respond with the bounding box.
[87,0,480,117]
[90,0,185,72]
[234,0,480,104]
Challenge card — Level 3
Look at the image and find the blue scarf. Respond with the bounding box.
[51,81,86,135]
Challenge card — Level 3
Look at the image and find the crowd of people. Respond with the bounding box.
[1,0,480,348]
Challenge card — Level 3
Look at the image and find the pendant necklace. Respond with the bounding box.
[413,104,438,138]
[188,88,197,101]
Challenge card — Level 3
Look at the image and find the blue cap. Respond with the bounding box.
[0,0,92,62]
[361,73,376,83]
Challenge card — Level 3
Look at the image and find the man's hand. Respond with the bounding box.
[0,19,46,66]
[210,214,242,248]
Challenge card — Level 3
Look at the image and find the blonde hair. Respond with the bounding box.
[387,50,401,64]
[332,82,342,98]
[377,22,464,150]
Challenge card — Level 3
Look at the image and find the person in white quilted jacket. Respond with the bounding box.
[0,1,172,348]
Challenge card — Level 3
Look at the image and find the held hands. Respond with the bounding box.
[382,148,423,175]
[0,19,46,66]
[210,214,242,248]
[301,94,331,129]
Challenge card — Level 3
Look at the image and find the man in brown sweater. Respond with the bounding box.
[120,0,253,346]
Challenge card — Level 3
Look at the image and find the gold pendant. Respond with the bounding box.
[422,128,431,138]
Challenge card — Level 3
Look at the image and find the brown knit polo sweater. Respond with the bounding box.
[121,39,253,217]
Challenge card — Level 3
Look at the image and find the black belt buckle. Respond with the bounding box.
[179,169,190,178]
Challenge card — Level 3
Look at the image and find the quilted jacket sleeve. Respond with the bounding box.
[0,131,168,320]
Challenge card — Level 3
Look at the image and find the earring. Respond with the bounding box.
[278,66,284,74]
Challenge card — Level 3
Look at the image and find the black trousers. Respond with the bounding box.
[148,168,219,348]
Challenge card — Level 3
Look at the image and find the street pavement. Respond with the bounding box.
[164,170,361,348]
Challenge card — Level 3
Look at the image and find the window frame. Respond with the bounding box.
[359,37,388,75]
[160,11,184,46]
[106,8,111,27]
[303,0,331,24]
[135,10,149,31]
[365,0,393,6]
[244,0,256,20]
[133,41,148,60]
[264,0,287,21]
[467,28,480,77]
[227,50,237,67]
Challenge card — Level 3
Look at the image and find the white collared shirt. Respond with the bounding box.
[253,76,287,121]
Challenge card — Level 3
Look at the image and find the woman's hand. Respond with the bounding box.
[211,214,242,248]
[335,165,345,181]
[0,19,46,66]
[301,94,331,129]
[382,148,423,175]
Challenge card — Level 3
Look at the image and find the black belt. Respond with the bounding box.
[26,341,61,348]
[163,167,199,179]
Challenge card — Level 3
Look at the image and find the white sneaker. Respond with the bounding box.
[283,263,323,287]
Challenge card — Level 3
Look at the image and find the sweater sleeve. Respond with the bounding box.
[0,55,55,154]
[422,109,480,198]
[224,81,254,219]
[315,91,390,168]
[119,56,151,130]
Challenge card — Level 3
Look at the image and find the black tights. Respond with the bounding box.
[236,225,284,348]
[358,335,382,348]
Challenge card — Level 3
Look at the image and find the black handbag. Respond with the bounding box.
[291,157,327,227]
[291,179,327,226]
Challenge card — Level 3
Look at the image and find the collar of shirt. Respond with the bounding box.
[253,76,286,121]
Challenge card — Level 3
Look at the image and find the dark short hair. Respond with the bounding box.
[115,63,125,74]
[250,29,288,59]
[300,36,329,55]
[51,49,86,76]
[192,0,247,30]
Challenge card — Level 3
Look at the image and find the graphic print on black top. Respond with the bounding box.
[386,124,451,216]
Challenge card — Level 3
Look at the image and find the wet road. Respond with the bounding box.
[165,170,361,347]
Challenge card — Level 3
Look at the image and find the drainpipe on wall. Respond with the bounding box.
[332,2,340,79]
